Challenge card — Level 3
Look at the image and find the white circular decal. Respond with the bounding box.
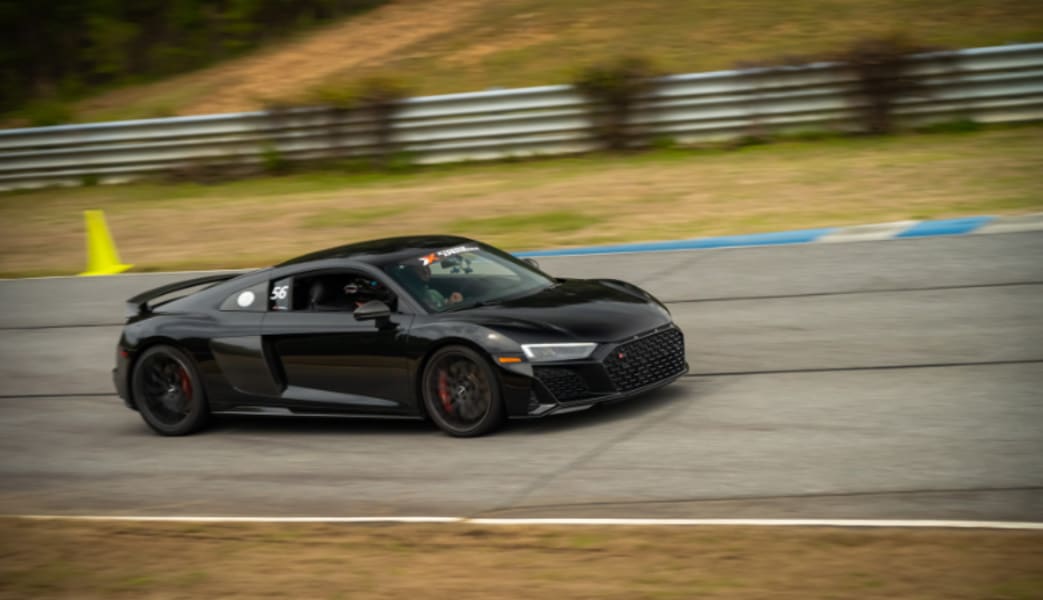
[237,291,256,308]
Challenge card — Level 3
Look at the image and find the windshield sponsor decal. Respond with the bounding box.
[418,245,479,266]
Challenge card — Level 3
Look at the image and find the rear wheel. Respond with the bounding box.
[131,345,209,436]
[421,345,504,437]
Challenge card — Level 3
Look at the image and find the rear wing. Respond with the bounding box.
[125,273,240,318]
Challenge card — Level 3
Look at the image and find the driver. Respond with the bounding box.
[342,281,371,309]
[344,277,394,309]
[403,262,463,309]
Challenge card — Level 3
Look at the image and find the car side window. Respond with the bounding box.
[219,281,268,312]
[269,277,293,311]
[271,271,396,312]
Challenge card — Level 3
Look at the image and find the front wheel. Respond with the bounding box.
[421,345,505,437]
[130,344,209,436]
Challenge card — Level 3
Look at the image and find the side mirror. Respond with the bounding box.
[523,258,540,270]
[354,300,391,322]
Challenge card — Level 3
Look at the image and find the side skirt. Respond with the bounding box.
[211,406,425,420]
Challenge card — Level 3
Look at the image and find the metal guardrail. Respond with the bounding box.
[0,42,1040,190]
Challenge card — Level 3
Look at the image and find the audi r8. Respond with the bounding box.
[113,236,687,437]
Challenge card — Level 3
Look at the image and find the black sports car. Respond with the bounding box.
[113,236,687,437]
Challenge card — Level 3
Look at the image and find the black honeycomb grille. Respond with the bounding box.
[603,327,685,392]
[534,367,590,402]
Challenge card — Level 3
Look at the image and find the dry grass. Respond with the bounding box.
[65,0,1043,122]
[0,126,1039,277]
[1,519,1041,599]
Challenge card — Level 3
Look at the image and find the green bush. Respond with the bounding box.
[259,143,290,175]
[916,118,981,134]
[21,100,74,127]
[300,74,412,168]
[837,35,934,134]
[354,75,412,168]
[573,56,659,151]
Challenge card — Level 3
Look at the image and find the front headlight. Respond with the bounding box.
[521,343,597,362]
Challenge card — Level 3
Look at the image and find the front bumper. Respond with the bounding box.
[529,364,688,417]
[521,324,687,417]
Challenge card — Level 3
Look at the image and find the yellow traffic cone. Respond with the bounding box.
[79,210,133,276]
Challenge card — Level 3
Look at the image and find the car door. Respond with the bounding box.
[260,269,415,414]
[208,279,284,405]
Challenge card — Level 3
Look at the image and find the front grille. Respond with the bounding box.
[603,327,685,392]
[534,367,590,402]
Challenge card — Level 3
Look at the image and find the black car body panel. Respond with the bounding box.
[113,236,687,426]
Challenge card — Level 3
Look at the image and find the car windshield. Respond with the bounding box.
[383,243,554,313]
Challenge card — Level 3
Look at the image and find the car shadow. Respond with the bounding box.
[502,382,692,436]
[205,415,439,437]
[166,379,695,438]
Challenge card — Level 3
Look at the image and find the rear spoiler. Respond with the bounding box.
[125,273,241,318]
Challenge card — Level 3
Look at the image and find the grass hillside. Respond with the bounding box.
[66,0,1043,123]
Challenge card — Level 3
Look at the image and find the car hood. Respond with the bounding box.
[454,278,672,342]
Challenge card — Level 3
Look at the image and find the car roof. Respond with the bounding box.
[277,235,476,268]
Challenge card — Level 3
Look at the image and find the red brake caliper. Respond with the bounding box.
[178,367,192,399]
[438,370,453,413]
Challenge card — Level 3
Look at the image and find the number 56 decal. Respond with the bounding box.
[270,285,289,301]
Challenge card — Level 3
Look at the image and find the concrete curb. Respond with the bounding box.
[517,214,1042,258]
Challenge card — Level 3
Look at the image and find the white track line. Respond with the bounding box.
[18,515,462,524]
[11,515,1043,530]
[467,518,1043,530]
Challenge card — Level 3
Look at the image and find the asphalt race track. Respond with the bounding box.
[0,232,1041,520]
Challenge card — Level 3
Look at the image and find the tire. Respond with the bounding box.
[421,345,505,437]
[130,344,209,436]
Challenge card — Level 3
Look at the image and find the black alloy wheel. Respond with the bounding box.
[131,345,209,436]
[422,345,505,437]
